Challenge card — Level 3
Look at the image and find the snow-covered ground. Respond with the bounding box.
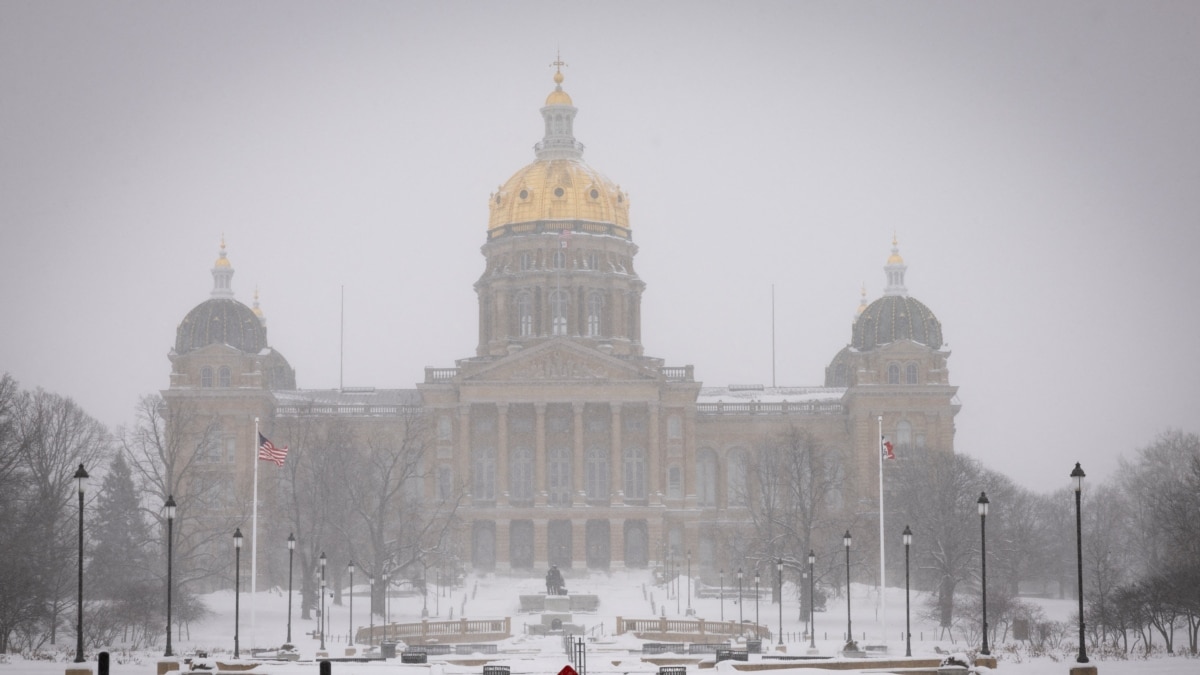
[2,569,1193,675]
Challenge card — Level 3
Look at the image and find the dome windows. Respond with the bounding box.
[906,362,919,385]
[590,188,599,199]
[519,189,529,200]
[554,187,565,198]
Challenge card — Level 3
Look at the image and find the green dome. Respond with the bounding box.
[175,298,266,355]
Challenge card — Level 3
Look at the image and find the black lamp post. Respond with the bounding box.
[348,561,355,645]
[164,495,176,657]
[1072,462,1089,664]
[233,528,243,659]
[73,464,88,663]
[977,492,990,656]
[368,574,374,645]
[422,564,429,618]
[755,570,761,638]
[843,531,852,644]
[318,552,327,650]
[776,558,784,646]
[286,534,295,644]
[686,550,693,615]
[807,550,816,650]
[738,568,744,629]
[902,526,912,657]
[720,569,725,621]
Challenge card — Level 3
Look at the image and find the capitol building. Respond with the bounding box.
[164,67,959,577]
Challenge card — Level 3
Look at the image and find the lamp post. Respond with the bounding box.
[286,534,295,644]
[368,575,374,645]
[977,492,990,656]
[755,570,761,639]
[720,569,725,621]
[164,495,176,657]
[348,561,355,645]
[422,565,429,618]
[686,550,693,615]
[902,526,912,657]
[319,552,327,650]
[776,558,784,646]
[233,528,243,659]
[1072,462,1089,664]
[808,550,816,650]
[843,531,852,645]
[737,568,744,629]
[73,464,88,663]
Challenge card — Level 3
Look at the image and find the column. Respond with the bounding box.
[496,403,509,507]
[572,402,585,507]
[648,403,661,505]
[534,404,547,507]
[610,404,623,505]
[458,405,471,501]
[495,519,511,571]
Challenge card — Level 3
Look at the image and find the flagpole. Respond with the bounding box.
[878,415,886,648]
[252,417,259,651]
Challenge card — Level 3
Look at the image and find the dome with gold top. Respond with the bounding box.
[487,68,630,238]
[851,238,943,351]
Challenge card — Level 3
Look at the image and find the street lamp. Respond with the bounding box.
[368,574,374,645]
[348,561,355,645]
[843,531,852,645]
[755,570,761,639]
[286,534,295,644]
[1072,462,1089,664]
[422,565,429,618]
[807,550,816,650]
[73,464,88,663]
[776,558,784,646]
[978,492,990,656]
[720,569,725,621]
[686,550,693,615]
[737,568,744,629]
[164,495,176,657]
[318,552,327,650]
[902,526,913,657]
[233,528,243,659]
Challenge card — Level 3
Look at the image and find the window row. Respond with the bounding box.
[200,366,233,388]
[515,289,610,338]
[468,446,649,504]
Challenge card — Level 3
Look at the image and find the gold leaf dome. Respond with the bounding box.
[488,159,629,232]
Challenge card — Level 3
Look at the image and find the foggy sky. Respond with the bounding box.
[2,1,1197,493]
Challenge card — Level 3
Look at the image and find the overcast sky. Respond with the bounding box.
[3,1,1197,493]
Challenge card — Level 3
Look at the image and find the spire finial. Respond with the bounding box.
[210,236,235,298]
[551,49,567,84]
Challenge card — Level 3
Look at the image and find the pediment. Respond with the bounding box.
[464,340,656,383]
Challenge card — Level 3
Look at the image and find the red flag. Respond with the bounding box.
[882,436,895,460]
[257,432,288,467]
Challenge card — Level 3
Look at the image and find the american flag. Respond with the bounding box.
[881,436,895,460]
[257,432,288,467]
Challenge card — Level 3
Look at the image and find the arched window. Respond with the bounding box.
[547,446,572,506]
[437,466,454,502]
[623,446,646,500]
[510,446,534,504]
[888,363,901,384]
[473,446,495,502]
[585,445,609,501]
[200,367,213,388]
[218,366,231,388]
[906,362,919,385]
[516,292,533,337]
[586,292,604,337]
[550,290,569,336]
[552,249,566,269]
[519,252,533,271]
[697,449,718,506]
[834,363,848,387]
[727,449,748,506]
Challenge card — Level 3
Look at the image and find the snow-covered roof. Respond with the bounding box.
[274,388,422,416]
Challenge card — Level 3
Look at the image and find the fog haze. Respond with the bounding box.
[3,1,1197,493]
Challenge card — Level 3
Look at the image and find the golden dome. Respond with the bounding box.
[545,88,573,106]
[214,235,231,268]
[887,235,904,264]
[488,159,629,231]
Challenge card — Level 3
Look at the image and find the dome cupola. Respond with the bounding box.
[851,238,943,351]
[174,240,267,355]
